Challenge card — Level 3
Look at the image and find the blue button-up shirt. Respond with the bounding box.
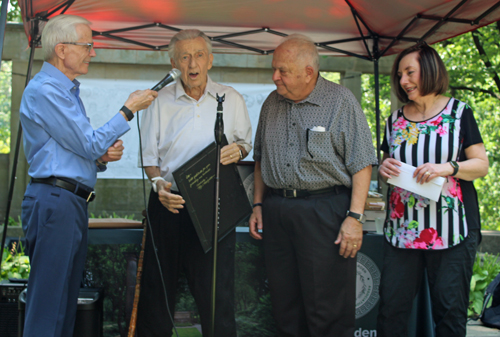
[20,62,130,188]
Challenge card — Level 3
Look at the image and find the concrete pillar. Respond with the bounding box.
[340,71,362,104]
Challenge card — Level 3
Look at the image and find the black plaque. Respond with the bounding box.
[172,136,252,253]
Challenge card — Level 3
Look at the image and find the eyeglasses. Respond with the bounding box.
[60,42,94,53]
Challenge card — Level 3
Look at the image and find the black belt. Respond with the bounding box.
[31,177,96,202]
[270,186,348,198]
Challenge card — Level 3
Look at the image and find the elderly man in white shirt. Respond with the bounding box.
[136,29,252,337]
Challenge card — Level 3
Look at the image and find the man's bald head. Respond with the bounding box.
[271,34,320,102]
[276,34,320,74]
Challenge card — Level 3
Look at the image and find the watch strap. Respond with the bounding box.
[450,161,459,176]
[121,105,134,121]
[346,210,366,224]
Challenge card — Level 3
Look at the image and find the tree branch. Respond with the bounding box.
[471,30,500,93]
[449,85,500,100]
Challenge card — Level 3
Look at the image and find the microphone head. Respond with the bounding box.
[152,68,182,91]
[170,68,181,81]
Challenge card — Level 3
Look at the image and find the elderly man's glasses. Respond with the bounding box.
[61,42,94,52]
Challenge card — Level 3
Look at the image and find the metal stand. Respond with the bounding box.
[210,93,225,337]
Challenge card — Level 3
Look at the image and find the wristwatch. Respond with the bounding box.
[449,161,459,176]
[346,210,366,224]
[121,105,134,121]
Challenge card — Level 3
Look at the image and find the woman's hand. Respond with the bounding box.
[378,156,402,182]
[414,163,452,184]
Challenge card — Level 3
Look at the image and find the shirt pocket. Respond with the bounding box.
[306,129,335,163]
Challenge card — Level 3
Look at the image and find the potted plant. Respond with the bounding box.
[1,240,30,281]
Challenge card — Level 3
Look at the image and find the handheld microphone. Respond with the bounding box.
[151,69,181,91]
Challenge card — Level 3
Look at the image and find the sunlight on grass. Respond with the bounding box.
[174,327,202,337]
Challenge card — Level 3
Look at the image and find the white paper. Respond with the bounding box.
[311,126,326,132]
[387,162,445,202]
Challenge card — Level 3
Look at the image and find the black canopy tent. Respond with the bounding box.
[1,0,500,262]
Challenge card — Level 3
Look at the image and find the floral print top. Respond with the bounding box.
[381,98,483,250]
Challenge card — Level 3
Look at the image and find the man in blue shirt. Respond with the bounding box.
[19,14,157,337]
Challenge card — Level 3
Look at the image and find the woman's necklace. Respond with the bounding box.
[412,96,440,120]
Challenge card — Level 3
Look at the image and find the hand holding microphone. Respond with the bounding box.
[120,69,181,121]
[123,89,158,113]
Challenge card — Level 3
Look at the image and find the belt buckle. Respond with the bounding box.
[284,189,297,198]
[87,191,96,203]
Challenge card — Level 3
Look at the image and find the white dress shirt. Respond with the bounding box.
[140,75,252,191]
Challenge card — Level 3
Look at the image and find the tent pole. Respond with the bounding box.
[374,51,381,192]
[371,32,382,191]
[0,0,8,71]
[374,59,380,164]
[0,36,35,263]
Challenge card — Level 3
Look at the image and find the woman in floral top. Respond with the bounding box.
[376,43,489,337]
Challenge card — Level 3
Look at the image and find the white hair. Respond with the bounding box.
[168,29,212,60]
[42,15,91,61]
[278,34,320,72]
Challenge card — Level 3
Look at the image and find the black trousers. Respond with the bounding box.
[262,190,356,337]
[377,229,479,337]
[136,189,236,337]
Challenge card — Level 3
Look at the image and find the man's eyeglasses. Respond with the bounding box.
[61,42,94,53]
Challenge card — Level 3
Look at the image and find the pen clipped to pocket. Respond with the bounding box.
[306,126,326,158]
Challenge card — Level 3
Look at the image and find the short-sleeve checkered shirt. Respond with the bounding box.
[253,76,378,190]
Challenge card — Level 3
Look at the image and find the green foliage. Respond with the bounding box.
[0,61,12,153]
[468,253,500,318]
[174,328,202,337]
[7,216,21,226]
[0,0,21,22]
[1,240,30,281]
[320,71,340,84]
[89,212,137,220]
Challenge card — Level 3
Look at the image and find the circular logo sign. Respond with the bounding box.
[356,252,381,319]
